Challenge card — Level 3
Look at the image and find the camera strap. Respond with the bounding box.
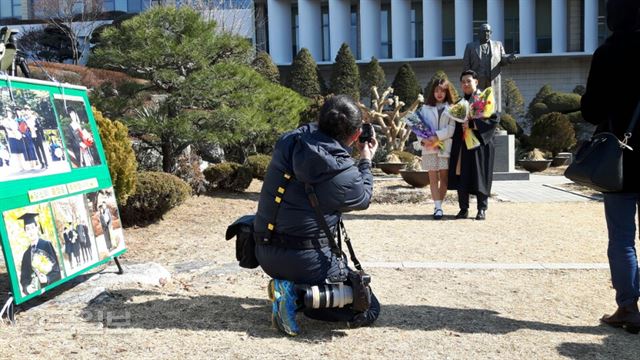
[304,183,364,271]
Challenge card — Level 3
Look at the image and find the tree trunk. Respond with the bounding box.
[162,142,174,173]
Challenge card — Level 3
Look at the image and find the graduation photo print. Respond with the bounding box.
[2,203,64,297]
[0,87,71,182]
[50,194,99,275]
[53,94,101,169]
[86,188,125,259]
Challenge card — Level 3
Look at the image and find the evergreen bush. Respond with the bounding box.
[120,171,191,226]
[503,78,525,118]
[529,102,550,121]
[530,112,576,156]
[252,51,280,83]
[246,154,272,180]
[360,57,386,100]
[330,43,360,100]
[203,162,253,192]
[499,114,518,135]
[288,48,322,98]
[392,64,421,111]
[543,92,582,114]
[93,107,137,205]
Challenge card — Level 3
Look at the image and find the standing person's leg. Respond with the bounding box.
[456,190,469,218]
[428,170,442,219]
[601,192,640,332]
[438,169,448,201]
[476,193,488,220]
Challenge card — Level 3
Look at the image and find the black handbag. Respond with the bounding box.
[564,102,640,192]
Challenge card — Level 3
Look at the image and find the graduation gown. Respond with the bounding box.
[20,239,62,294]
[448,91,499,196]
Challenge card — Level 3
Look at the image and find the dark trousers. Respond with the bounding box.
[458,190,488,211]
[34,138,47,167]
[603,192,640,307]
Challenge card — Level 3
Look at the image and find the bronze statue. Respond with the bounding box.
[0,27,31,78]
[462,23,516,113]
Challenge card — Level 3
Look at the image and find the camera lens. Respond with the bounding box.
[303,283,353,309]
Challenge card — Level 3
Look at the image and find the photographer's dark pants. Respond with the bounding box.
[256,243,380,325]
[458,190,488,211]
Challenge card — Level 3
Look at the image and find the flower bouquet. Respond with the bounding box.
[403,111,444,151]
[31,250,54,276]
[445,100,469,123]
[470,87,495,119]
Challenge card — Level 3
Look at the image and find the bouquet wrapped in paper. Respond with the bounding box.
[403,111,444,151]
[445,100,469,123]
[470,87,496,119]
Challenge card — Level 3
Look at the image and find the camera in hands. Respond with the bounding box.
[358,123,373,143]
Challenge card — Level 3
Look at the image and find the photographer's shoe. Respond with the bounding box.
[272,279,300,336]
[455,209,468,219]
[475,210,486,220]
[601,303,640,334]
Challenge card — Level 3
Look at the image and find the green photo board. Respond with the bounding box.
[0,76,127,305]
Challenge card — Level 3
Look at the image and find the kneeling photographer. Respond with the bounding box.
[253,95,379,336]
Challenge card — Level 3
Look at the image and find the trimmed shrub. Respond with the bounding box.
[288,48,322,98]
[503,78,525,118]
[120,171,192,226]
[252,51,280,83]
[392,64,421,111]
[543,92,582,113]
[203,162,253,192]
[499,113,518,135]
[389,150,415,164]
[360,57,386,100]
[93,107,137,205]
[330,43,360,100]
[530,112,576,156]
[529,102,550,121]
[246,154,271,180]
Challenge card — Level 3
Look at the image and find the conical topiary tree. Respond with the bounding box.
[360,57,386,100]
[252,51,280,83]
[93,107,137,205]
[503,78,524,118]
[288,48,322,98]
[392,63,421,111]
[329,43,360,100]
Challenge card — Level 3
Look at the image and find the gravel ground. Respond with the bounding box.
[1,178,637,359]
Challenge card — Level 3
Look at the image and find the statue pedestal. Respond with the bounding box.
[493,132,529,181]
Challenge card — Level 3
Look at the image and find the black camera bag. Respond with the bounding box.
[225,214,259,269]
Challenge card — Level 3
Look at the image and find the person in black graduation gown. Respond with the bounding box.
[448,70,498,220]
[18,212,62,295]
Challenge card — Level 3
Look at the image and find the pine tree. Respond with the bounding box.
[503,78,524,118]
[287,48,322,98]
[329,43,360,100]
[252,51,280,83]
[360,57,386,100]
[391,63,421,110]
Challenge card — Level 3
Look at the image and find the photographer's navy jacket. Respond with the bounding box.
[254,123,373,284]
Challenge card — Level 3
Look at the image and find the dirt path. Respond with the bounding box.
[1,179,637,359]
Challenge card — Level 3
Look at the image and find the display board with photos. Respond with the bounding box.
[0,76,126,305]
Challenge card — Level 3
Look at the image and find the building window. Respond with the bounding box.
[350,5,360,60]
[472,0,487,40]
[291,5,299,57]
[380,3,391,58]
[535,0,551,53]
[128,0,153,13]
[322,5,330,61]
[1,0,21,19]
[411,1,423,58]
[504,0,519,54]
[255,2,268,52]
[442,0,455,56]
[597,0,609,45]
[567,0,583,52]
[103,0,116,12]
